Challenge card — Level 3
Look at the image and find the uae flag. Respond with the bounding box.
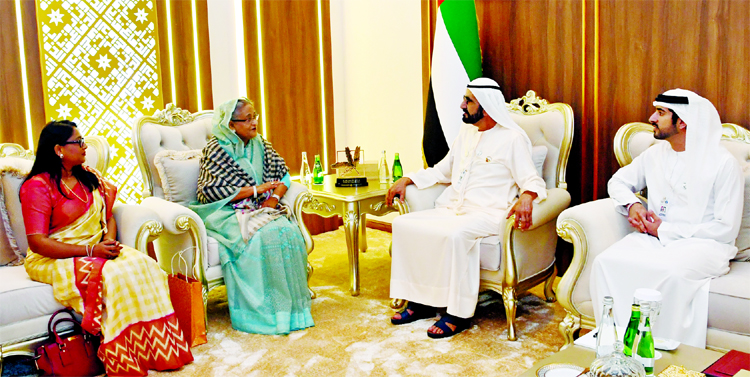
[423,0,482,167]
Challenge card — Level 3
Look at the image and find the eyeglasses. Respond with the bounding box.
[60,138,86,148]
[231,113,260,123]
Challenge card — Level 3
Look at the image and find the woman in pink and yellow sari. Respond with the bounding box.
[21,120,193,376]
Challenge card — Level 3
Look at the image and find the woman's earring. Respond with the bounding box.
[59,153,63,159]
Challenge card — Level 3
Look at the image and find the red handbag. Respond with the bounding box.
[35,308,105,377]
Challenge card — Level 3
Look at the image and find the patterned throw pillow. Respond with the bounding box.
[0,158,33,265]
[153,150,203,206]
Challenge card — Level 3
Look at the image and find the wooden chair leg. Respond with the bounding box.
[544,265,557,302]
[558,312,581,350]
[307,262,316,299]
[502,286,518,341]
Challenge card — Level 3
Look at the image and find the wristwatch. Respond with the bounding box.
[271,193,281,201]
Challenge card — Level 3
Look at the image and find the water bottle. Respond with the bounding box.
[378,150,390,184]
[312,154,324,185]
[596,296,618,358]
[633,302,655,376]
[392,153,403,182]
[300,152,312,185]
[623,301,641,356]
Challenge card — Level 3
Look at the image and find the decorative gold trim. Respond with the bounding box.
[294,192,315,255]
[305,197,336,213]
[507,90,550,115]
[614,122,750,168]
[721,123,750,143]
[293,191,316,298]
[503,218,519,341]
[506,92,575,190]
[0,143,33,159]
[392,199,410,216]
[369,201,388,212]
[154,103,197,126]
[131,104,213,197]
[134,220,163,254]
[556,218,595,349]
[613,122,653,167]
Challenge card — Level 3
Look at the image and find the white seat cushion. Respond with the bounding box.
[207,235,220,267]
[0,266,65,327]
[723,139,750,261]
[479,236,502,271]
[707,261,750,336]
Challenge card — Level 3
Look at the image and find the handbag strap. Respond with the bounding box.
[46,308,78,336]
[50,318,81,344]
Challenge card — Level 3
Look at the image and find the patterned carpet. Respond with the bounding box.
[152,226,567,377]
[2,227,567,376]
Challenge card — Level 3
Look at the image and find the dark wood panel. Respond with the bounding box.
[476,0,584,205]
[170,0,198,111]
[0,0,45,147]
[156,0,213,113]
[0,0,26,145]
[259,0,329,175]
[596,0,750,199]
[155,0,172,107]
[196,0,213,111]
[21,0,45,141]
[241,0,263,120]
[302,213,341,236]
[320,0,336,170]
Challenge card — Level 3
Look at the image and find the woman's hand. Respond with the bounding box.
[257,181,281,194]
[92,239,122,259]
[261,197,279,208]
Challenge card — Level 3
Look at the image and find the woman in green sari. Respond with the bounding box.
[190,98,314,334]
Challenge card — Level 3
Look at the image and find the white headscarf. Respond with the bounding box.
[467,77,532,152]
[653,88,722,224]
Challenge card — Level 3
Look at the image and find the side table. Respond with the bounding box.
[519,344,723,377]
[297,175,407,295]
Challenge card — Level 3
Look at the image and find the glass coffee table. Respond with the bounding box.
[519,344,722,377]
[298,175,407,296]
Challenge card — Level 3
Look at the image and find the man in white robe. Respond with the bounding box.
[386,78,547,338]
[591,89,743,347]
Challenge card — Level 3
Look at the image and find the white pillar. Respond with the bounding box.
[206,0,246,108]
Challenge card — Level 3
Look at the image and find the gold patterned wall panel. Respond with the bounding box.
[35,0,163,203]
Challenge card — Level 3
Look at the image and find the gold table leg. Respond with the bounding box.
[343,202,361,296]
[359,213,367,252]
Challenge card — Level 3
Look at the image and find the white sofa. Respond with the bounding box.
[0,138,164,373]
[556,122,750,353]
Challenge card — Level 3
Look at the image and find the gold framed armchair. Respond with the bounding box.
[396,91,574,340]
[556,122,750,352]
[0,138,163,373]
[131,104,315,318]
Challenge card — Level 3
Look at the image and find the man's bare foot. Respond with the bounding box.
[427,314,470,339]
[390,302,436,325]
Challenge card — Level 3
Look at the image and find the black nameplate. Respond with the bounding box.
[335,177,369,187]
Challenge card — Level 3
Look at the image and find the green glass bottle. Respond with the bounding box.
[633,302,655,376]
[622,303,641,356]
[312,154,324,185]
[392,153,403,182]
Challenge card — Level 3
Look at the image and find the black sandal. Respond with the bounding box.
[427,314,470,339]
[391,302,436,325]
